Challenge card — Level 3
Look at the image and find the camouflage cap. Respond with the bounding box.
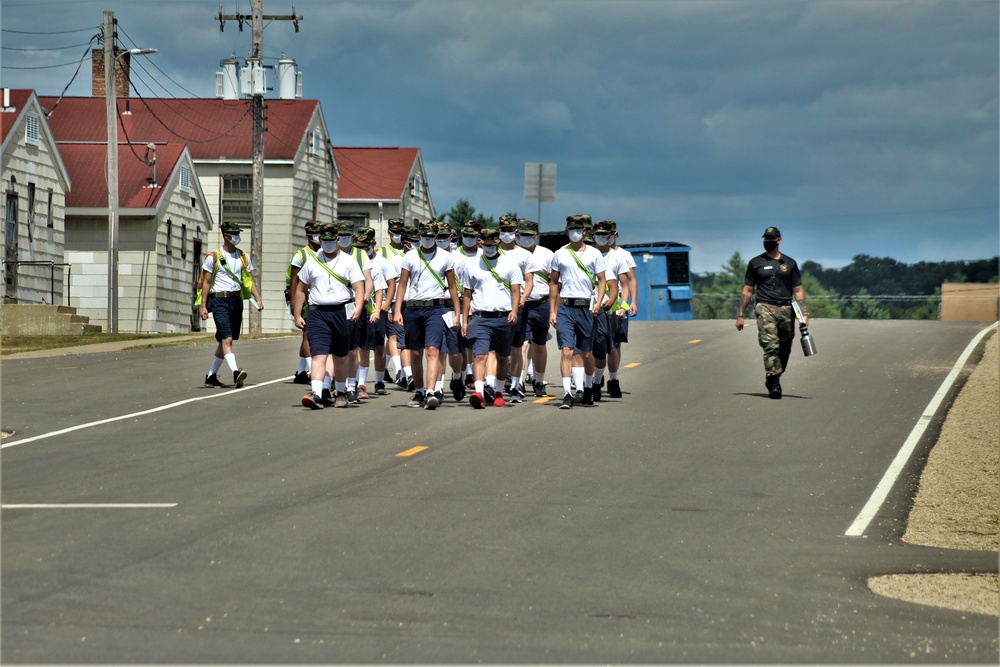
[498,215,518,230]
[583,228,595,243]
[517,218,539,233]
[319,222,339,241]
[403,227,421,242]
[460,225,478,237]
[220,220,241,234]
[479,227,500,243]
[418,220,438,236]
[566,214,590,228]
[464,219,484,232]
[435,222,454,237]
[304,219,322,234]
[387,218,405,232]
[353,226,376,247]
[594,220,616,233]
[337,221,355,235]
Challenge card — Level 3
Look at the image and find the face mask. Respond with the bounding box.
[462,236,478,248]
[228,234,241,246]
[391,233,402,244]
[419,236,436,250]
[367,245,377,258]
[568,229,584,243]
[763,239,779,252]
[436,238,451,249]
[321,240,338,254]
[499,231,516,244]
[595,235,610,246]
[482,245,499,258]
[517,236,535,248]
[338,235,353,249]
[449,241,458,252]
[308,234,320,244]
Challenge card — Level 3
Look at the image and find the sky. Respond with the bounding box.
[2,0,997,275]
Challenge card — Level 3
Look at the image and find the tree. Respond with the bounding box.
[800,272,843,319]
[844,288,890,319]
[693,251,746,319]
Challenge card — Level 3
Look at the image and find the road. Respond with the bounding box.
[2,319,997,664]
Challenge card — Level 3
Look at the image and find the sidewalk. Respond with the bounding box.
[3,334,216,360]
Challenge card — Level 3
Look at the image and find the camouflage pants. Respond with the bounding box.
[755,303,795,377]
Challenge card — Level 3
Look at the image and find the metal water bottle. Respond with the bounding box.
[792,301,817,357]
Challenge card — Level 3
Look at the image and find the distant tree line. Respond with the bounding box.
[693,253,998,320]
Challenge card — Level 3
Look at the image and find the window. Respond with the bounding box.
[26,182,35,242]
[24,114,39,146]
[311,180,320,220]
[340,214,368,229]
[5,179,19,298]
[180,224,188,259]
[310,131,322,157]
[46,188,53,228]
[221,174,252,231]
[166,219,173,255]
[180,165,191,192]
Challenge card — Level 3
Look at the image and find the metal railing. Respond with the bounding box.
[2,260,72,306]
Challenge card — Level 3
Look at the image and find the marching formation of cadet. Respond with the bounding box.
[201,214,641,410]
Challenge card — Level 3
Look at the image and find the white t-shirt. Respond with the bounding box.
[296,250,365,306]
[551,244,607,299]
[465,253,524,313]
[525,245,554,301]
[366,251,396,293]
[453,246,480,291]
[203,247,253,293]
[379,245,407,304]
[400,247,455,301]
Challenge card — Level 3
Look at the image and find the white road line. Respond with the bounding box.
[845,322,997,537]
[2,504,178,509]
[1,377,291,450]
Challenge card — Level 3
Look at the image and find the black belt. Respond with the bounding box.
[313,303,347,312]
[472,310,510,319]
[525,298,546,306]
[212,291,241,299]
[560,298,590,307]
[757,299,791,307]
[407,298,450,307]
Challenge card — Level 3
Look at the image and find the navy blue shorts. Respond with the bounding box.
[509,306,527,347]
[616,314,629,345]
[212,295,243,342]
[467,315,514,357]
[591,311,613,361]
[362,311,388,351]
[442,323,462,354]
[555,304,594,353]
[523,299,551,346]
[349,309,366,350]
[387,307,405,341]
[306,308,351,358]
[402,305,448,351]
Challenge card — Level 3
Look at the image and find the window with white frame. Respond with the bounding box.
[180,165,191,192]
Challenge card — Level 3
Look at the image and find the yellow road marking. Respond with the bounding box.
[624,362,641,368]
[396,446,428,457]
[688,339,702,344]
[534,396,557,404]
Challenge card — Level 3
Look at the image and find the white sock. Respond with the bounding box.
[510,376,521,390]
[610,371,619,380]
[466,363,473,375]
[209,356,224,375]
[526,359,534,377]
[347,378,357,391]
[403,366,412,379]
[475,380,485,395]
[562,377,572,394]
[585,375,594,388]
[323,376,333,391]
[534,372,544,384]
[435,376,445,392]
[297,357,309,373]
[311,380,324,396]
[594,367,606,384]
[392,355,402,373]
[486,375,496,390]
[357,366,368,386]
[452,371,463,380]
[572,366,585,391]
[224,353,238,373]
[335,381,346,394]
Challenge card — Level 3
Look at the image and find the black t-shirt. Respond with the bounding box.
[744,252,802,302]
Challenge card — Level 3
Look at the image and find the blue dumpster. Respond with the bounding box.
[619,242,692,320]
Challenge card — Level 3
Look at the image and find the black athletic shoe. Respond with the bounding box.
[450,378,465,402]
[301,392,323,410]
[533,381,547,398]
[293,371,311,385]
[465,374,475,390]
[374,382,388,396]
[766,376,782,399]
[607,379,622,398]
[395,371,407,389]
[346,390,360,404]
[582,386,594,406]
[406,378,416,392]
[593,382,603,402]
[321,388,335,407]
[407,392,426,408]
[383,369,393,383]
[574,389,584,403]
[559,393,573,409]
[205,373,226,388]
[233,369,247,388]
[424,393,440,410]
[483,385,496,406]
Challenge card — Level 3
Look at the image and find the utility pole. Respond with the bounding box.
[104,11,119,333]
[216,2,301,333]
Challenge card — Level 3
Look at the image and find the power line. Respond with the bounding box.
[116,23,201,99]
[40,34,100,118]
[2,26,99,35]
[2,41,94,52]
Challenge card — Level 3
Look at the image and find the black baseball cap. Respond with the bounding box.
[762,226,781,238]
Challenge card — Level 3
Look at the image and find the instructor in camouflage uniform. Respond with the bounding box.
[736,226,807,399]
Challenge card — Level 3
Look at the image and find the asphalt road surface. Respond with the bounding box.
[2,319,997,664]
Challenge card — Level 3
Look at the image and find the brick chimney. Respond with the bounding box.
[92,47,131,98]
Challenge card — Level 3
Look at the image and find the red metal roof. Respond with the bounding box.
[334,146,419,200]
[38,96,319,161]
[59,143,187,209]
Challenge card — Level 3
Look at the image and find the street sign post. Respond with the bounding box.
[524,162,556,224]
